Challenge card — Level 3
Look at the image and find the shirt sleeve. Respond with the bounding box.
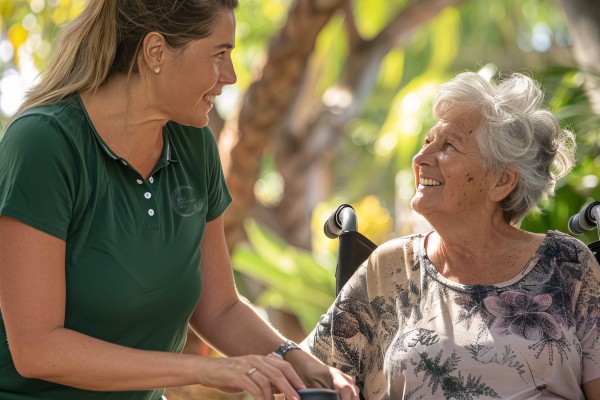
[0,114,78,240]
[203,127,232,222]
[575,243,600,384]
[302,261,370,381]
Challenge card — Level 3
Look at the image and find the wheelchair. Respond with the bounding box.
[324,201,600,295]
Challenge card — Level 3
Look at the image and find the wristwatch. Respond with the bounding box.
[272,340,301,359]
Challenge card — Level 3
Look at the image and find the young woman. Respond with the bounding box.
[0,1,357,399]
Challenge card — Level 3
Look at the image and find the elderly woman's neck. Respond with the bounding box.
[425,223,545,285]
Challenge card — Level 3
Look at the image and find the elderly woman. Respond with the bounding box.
[303,72,600,399]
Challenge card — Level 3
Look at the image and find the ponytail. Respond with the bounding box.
[7,0,118,125]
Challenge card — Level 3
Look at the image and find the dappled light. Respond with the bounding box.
[3,0,600,398]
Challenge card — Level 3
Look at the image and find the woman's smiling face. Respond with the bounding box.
[154,9,237,128]
[411,106,501,223]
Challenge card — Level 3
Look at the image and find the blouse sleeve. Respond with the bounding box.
[574,242,600,383]
[302,261,371,381]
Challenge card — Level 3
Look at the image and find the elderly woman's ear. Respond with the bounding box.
[490,168,519,202]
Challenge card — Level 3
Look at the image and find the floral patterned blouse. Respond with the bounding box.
[302,230,600,399]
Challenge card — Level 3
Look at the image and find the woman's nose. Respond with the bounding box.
[220,56,237,86]
[412,147,436,166]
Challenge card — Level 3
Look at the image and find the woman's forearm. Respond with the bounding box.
[14,326,202,391]
[191,296,286,357]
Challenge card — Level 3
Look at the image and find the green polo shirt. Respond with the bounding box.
[0,94,232,399]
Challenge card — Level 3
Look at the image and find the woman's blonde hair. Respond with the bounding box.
[8,0,238,125]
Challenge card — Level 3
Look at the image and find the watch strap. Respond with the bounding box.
[272,340,301,358]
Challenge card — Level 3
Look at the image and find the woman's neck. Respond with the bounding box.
[80,75,166,179]
[425,224,545,285]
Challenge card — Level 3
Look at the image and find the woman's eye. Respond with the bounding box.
[213,53,224,65]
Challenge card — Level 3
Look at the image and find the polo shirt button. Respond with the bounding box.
[149,177,154,183]
[148,209,155,216]
[144,192,152,199]
[136,179,143,185]
[121,160,128,166]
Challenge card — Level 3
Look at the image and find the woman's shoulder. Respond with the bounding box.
[359,233,427,296]
[367,232,427,269]
[539,230,600,275]
[544,229,595,253]
[12,95,82,123]
[5,95,85,142]
[373,232,427,254]
[164,122,218,157]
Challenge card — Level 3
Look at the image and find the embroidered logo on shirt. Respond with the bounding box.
[171,186,203,216]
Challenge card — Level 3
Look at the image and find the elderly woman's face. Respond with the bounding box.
[411,106,499,222]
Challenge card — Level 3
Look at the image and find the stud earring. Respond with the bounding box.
[154,67,161,74]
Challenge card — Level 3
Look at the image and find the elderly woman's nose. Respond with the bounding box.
[413,147,436,166]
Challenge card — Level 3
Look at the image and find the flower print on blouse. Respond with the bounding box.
[303,230,600,400]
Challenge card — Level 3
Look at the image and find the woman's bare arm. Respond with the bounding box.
[0,216,208,390]
[583,378,600,400]
[190,216,358,400]
[0,216,305,400]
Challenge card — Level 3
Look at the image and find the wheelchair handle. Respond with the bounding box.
[324,204,357,239]
[568,201,600,235]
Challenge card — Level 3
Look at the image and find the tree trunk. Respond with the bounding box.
[220,0,468,251]
[219,0,346,251]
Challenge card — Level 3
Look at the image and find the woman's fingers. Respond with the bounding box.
[243,367,274,400]
[329,367,359,400]
[208,355,303,400]
[246,356,304,400]
[266,353,306,391]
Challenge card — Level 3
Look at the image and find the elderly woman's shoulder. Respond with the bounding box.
[547,229,592,248]
[545,229,600,264]
[368,232,428,261]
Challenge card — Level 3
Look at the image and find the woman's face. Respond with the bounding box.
[156,9,237,127]
[411,106,501,223]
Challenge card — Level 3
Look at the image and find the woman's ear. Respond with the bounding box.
[490,168,519,202]
[141,32,165,73]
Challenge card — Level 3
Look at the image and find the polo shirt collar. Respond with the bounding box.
[91,123,179,167]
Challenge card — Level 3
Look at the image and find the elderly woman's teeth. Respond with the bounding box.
[421,178,441,186]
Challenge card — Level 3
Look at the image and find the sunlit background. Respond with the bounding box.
[3,2,600,398]
[2,3,600,388]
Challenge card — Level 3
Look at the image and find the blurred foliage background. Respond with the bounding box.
[2,0,600,366]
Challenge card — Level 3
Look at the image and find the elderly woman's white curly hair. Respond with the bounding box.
[433,72,576,225]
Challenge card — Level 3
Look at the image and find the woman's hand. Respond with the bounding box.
[197,354,306,400]
[282,350,359,400]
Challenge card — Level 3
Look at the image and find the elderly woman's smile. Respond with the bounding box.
[419,178,442,187]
